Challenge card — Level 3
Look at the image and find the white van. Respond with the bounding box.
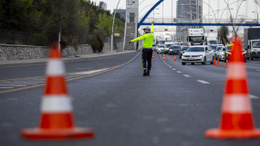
[206,37,218,45]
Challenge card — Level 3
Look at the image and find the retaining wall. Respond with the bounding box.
[0,42,122,61]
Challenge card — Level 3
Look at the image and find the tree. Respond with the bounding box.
[218,26,229,45]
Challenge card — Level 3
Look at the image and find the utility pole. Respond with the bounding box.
[111,0,121,54]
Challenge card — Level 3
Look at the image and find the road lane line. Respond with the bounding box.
[183,74,191,78]
[0,66,120,94]
[0,53,139,94]
[250,95,259,99]
[69,68,109,75]
[0,87,14,89]
[172,69,176,71]
[177,71,182,73]
[197,80,210,84]
[0,84,26,87]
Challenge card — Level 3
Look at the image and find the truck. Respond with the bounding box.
[182,28,205,46]
[244,28,260,60]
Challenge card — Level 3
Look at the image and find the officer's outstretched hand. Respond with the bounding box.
[151,21,154,25]
[128,41,131,44]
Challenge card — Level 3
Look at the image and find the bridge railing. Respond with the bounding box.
[139,18,256,24]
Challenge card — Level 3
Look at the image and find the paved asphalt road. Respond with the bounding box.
[0,52,260,146]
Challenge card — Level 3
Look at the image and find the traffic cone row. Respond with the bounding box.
[213,58,229,67]
[21,42,94,140]
[205,37,260,139]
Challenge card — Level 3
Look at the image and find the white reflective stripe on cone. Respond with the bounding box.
[227,62,247,79]
[41,96,72,112]
[46,59,65,76]
[222,94,252,113]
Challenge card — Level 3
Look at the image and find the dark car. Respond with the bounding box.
[178,46,189,59]
[169,45,181,55]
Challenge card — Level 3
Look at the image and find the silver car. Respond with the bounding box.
[181,46,215,65]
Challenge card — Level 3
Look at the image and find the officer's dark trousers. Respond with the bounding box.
[142,48,153,71]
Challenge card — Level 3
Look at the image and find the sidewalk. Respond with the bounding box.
[0,50,137,67]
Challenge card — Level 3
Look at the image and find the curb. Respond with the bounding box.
[0,51,137,67]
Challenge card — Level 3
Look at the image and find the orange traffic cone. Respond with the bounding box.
[174,55,177,61]
[21,42,95,140]
[205,37,260,139]
[152,52,154,59]
[163,53,166,60]
[213,58,216,65]
[225,60,228,67]
[216,58,220,66]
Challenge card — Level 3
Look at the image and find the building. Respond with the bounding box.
[99,1,107,10]
[114,9,126,20]
[176,0,203,41]
[123,0,139,50]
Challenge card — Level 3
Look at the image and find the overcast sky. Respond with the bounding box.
[91,0,259,21]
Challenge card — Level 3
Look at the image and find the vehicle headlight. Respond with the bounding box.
[221,52,225,55]
[252,49,256,52]
[170,49,173,51]
[198,55,203,58]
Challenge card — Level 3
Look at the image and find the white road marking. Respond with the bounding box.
[197,80,210,84]
[0,84,26,87]
[0,87,14,89]
[183,74,191,78]
[172,69,176,71]
[169,66,172,68]
[177,71,182,73]
[69,68,109,75]
[250,95,259,99]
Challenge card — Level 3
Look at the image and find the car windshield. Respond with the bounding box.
[210,45,217,50]
[159,45,164,47]
[209,40,217,44]
[158,41,165,44]
[182,47,189,51]
[216,47,222,51]
[190,36,203,43]
[252,41,260,48]
[166,44,173,48]
[186,47,204,52]
[226,46,232,51]
[170,46,180,50]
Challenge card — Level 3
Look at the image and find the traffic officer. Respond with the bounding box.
[129,22,154,76]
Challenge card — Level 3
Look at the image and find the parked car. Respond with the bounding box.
[181,46,215,65]
[178,46,189,59]
[169,45,181,55]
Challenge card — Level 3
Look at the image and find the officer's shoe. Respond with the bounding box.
[143,69,147,76]
[147,70,150,76]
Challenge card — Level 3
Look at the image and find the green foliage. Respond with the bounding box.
[0,0,125,50]
[218,26,230,45]
[91,34,104,53]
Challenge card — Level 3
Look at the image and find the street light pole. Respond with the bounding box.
[111,0,121,54]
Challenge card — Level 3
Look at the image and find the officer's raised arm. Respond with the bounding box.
[151,21,154,33]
